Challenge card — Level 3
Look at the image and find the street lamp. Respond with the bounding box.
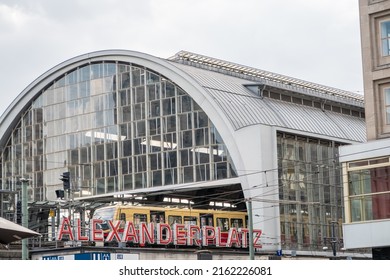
[19,177,31,260]
[323,221,340,259]
[330,221,339,259]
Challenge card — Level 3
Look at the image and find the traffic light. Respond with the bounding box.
[55,189,65,199]
[60,171,70,190]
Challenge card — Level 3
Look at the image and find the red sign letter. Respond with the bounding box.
[57,217,74,241]
[106,220,122,242]
[186,224,201,246]
[253,229,262,248]
[227,228,241,248]
[156,223,172,245]
[91,219,104,242]
[202,226,216,246]
[173,224,187,245]
[239,228,249,248]
[76,219,89,241]
[215,227,227,247]
[122,222,139,243]
[139,223,155,246]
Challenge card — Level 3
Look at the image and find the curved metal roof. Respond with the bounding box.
[168,53,366,143]
[0,49,366,146]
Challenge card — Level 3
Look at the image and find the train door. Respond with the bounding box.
[119,212,126,221]
[200,213,214,246]
[200,213,214,227]
[131,210,148,247]
[215,214,231,245]
[149,210,166,243]
[118,210,127,234]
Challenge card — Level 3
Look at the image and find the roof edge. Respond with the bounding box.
[168,50,364,107]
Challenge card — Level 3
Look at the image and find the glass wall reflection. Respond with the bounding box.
[277,133,344,251]
[1,62,237,201]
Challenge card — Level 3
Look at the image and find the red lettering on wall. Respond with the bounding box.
[105,220,122,242]
[122,222,139,243]
[57,217,74,241]
[76,219,88,241]
[156,223,172,245]
[91,219,104,242]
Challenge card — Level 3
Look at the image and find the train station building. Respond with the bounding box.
[0,49,367,259]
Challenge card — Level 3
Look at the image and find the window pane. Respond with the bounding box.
[372,193,390,220]
[364,196,373,221]
[351,199,362,222]
[382,39,390,56]
[381,21,390,56]
[216,218,229,231]
[381,21,390,39]
[231,218,243,228]
[168,215,182,225]
[184,216,197,225]
[387,107,390,124]
[385,88,390,105]
[134,214,147,224]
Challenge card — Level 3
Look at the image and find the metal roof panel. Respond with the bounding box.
[169,59,366,143]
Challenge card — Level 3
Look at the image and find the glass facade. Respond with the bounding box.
[277,133,344,251]
[0,61,237,201]
[347,158,390,222]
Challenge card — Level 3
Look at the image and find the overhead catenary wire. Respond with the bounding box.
[5,128,384,214]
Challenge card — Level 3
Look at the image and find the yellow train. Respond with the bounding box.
[92,204,247,230]
[91,204,248,247]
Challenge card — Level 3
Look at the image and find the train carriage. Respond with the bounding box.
[91,205,248,247]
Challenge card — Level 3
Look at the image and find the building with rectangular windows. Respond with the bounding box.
[0,49,367,259]
[340,0,390,259]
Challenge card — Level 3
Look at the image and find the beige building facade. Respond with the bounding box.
[360,0,390,140]
[340,0,390,259]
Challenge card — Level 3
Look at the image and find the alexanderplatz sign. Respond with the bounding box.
[57,218,263,248]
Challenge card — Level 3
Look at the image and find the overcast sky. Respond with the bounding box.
[0,0,363,117]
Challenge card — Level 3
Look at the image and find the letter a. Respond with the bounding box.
[57,217,74,241]
[122,222,139,244]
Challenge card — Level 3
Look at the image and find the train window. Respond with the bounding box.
[92,207,115,220]
[184,216,197,225]
[200,214,213,227]
[216,218,229,231]
[120,213,126,221]
[133,213,147,224]
[168,215,182,225]
[231,218,243,228]
[150,211,165,224]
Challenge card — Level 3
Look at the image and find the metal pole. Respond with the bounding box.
[20,178,30,260]
[247,199,254,260]
[51,210,56,241]
[68,187,73,246]
[331,221,337,257]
